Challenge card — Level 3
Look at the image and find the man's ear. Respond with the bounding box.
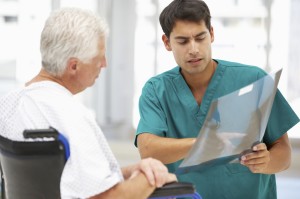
[66,58,79,75]
[162,34,172,51]
[210,26,214,43]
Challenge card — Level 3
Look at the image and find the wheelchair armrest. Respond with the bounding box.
[23,127,59,139]
[23,127,70,160]
[149,181,196,198]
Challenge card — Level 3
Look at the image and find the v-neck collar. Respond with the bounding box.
[172,60,226,126]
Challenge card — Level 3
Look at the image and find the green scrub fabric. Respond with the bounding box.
[135,59,299,199]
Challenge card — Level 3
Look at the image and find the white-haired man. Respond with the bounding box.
[0,8,176,199]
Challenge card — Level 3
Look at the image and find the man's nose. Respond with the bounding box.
[188,40,199,55]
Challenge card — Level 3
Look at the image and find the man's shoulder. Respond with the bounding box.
[0,87,24,107]
[146,66,180,84]
[216,60,267,80]
[0,81,74,114]
[216,59,263,70]
[216,59,266,74]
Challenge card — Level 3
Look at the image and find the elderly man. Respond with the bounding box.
[0,7,176,199]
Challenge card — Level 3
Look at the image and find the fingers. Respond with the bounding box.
[138,157,173,187]
[152,163,169,187]
[240,143,270,173]
[148,158,169,187]
[166,173,177,183]
[139,158,156,186]
[252,142,267,151]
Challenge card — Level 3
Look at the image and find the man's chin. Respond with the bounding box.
[89,79,97,87]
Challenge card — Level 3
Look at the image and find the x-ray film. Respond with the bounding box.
[176,69,282,175]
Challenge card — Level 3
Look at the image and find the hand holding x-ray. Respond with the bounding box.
[176,69,282,174]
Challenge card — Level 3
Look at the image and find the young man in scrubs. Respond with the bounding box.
[135,0,299,198]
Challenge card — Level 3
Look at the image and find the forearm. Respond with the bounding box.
[137,133,195,164]
[89,173,155,199]
[263,134,291,174]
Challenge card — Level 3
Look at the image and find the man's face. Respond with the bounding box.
[162,20,214,76]
[76,38,107,89]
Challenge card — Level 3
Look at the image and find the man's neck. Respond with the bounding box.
[25,68,80,94]
[25,69,63,86]
[184,60,217,91]
[182,60,217,105]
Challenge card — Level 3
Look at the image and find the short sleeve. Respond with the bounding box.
[45,103,123,199]
[263,89,299,144]
[135,82,168,146]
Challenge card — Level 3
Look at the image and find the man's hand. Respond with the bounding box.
[129,157,177,187]
[240,142,270,173]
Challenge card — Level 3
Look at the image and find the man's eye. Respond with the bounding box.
[178,40,188,45]
[196,36,205,41]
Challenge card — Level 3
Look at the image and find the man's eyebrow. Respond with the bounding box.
[174,36,189,40]
[174,31,207,40]
[194,31,207,37]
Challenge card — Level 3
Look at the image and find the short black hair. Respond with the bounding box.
[159,0,211,38]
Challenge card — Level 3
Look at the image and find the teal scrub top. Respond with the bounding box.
[135,59,299,199]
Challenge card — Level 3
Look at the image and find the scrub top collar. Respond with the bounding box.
[172,59,226,123]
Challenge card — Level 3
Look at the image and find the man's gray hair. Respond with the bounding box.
[40,7,108,76]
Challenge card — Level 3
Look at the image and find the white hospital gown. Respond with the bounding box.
[0,81,124,199]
